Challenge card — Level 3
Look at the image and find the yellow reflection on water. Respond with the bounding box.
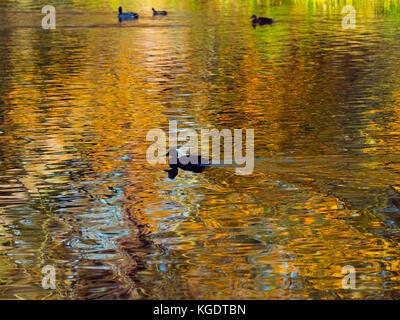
[1,0,400,299]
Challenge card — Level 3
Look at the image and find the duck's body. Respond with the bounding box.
[251,15,274,25]
[165,150,209,179]
[152,8,168,16]
[118,6,139,21]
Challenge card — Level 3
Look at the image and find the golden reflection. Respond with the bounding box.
[0,0,400,299]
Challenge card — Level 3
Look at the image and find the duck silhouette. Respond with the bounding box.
[152,8,168,16]
[251,15,274,26]
[164,149,209,179]
[118,6,139,21]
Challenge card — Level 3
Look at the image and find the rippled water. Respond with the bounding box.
[1,0,400,299]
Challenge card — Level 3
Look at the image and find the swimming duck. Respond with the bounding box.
[164,149,209,179]
[152,8,168,16]
[251,15,274,25]
[118,6,139,21]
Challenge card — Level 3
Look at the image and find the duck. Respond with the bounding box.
[251,15,274,25]
[152,8,168,16]
[118,6,139,21]
[164,149,209,179]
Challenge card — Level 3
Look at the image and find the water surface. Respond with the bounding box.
[1,0,400,299]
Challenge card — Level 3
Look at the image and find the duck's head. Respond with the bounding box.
[250,15,257,19]
[164,168,178,179]
[118,6,123,14]
[152,8,156,11]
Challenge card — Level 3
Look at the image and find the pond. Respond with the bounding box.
[1,0,400,299]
